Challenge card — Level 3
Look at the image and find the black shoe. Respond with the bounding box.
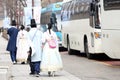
[29,72,34,75]
[21,62,25,64]
[48,71,51,77]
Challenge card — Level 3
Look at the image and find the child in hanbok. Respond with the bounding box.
[41,23,63,77]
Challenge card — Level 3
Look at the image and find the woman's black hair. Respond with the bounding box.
[11,20,16,26]
[20,25,25,30]
[47,23,52,34]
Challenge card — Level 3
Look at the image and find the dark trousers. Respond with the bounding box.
[10,51,16,62]
[30,61,41,74]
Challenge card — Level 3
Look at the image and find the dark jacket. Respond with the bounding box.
[6,26,19,51]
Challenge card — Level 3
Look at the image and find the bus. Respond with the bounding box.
[61,0,120,59]
[100,0,120,59]
[41,2,63,48]
[61,0,102,59]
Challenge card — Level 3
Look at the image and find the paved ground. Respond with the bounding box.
[0,34,81,80]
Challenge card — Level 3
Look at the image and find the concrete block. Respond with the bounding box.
[0,66,11,80]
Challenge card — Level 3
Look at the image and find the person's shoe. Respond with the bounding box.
[34,73,40,77]
[13,61,17,64]
[52,71,55,77]
[29,72,34,75]
[21,62,25,64]
[48,71,51,77]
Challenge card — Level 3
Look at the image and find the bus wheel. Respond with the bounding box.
[67,38,73,55]
[84,41,92,59]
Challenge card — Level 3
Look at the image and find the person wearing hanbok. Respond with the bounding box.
[6,20,19,64]
[28,19,43,77]
[16,25,30,64]
[41,23,63,77]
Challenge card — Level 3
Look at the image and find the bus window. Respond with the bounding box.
[50,13,58,32]
[89,1,101,29]
[75,1,79,14]
[80,4,84,13]
[94,5,101,29]
[104,0,120,10]
[71,2,75,15]
[51,13,57,24]
[84,3,89,12]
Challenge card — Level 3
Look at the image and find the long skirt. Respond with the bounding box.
[40,43,63,72]
[16,39,29,63]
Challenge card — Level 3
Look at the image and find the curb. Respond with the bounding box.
[0,66,11,80]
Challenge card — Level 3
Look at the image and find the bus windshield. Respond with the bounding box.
[104,0,120,10]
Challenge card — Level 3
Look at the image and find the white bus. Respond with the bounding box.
[61,0,120,59]
[100,0,120,59]
[61,0,102,59]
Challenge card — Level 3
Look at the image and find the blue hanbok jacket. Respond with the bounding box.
[6,26,19,51]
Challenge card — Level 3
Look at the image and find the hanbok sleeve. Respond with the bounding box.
[53,31,58,43]
[42,32,46,44]
[27,31,36,56]
[27,39,36,56]
[16,32,20,48]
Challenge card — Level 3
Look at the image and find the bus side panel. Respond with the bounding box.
[102,30,120,59]
[62,32,67,48]
[62,20,87,52]
[101,1,120,59]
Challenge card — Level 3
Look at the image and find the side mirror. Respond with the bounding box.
[90,3,96,16]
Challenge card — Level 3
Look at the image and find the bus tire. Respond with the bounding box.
[67,38,73,55]
[84,41,92,59]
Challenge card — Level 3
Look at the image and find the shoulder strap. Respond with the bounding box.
[31,30,37,41]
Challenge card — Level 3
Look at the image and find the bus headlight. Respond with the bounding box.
[94,32,101,39]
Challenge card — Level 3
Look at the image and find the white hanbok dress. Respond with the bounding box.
[41,30,63,72]
[16,30,30,63]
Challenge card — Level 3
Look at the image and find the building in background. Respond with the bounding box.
[41,0,63,8]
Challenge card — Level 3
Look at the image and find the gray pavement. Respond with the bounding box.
[0,35,81,80]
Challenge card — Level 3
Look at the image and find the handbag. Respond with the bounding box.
[48,38,56,48]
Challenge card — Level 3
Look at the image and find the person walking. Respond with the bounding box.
[16,25,30,64]
[41,23,63,77]
[6,20,19,64]
[28,19,43,77]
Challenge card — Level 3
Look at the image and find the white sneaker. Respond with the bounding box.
[52,71,55,77]
[34,73,40,77]
[13,61,17,64]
